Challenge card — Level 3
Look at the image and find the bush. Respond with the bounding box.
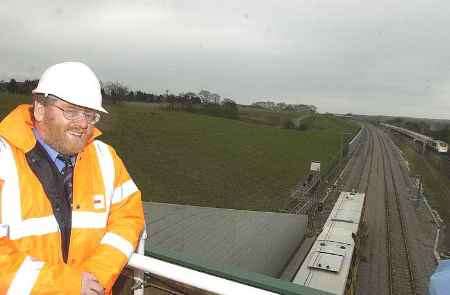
[297,123,309,131]
[282,118,296,129]
[187,100,239,120]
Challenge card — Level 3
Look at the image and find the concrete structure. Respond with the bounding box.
[143,202,308,277]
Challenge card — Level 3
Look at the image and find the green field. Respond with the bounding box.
[0,93,358,211]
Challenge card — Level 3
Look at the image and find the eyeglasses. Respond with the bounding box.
[49,104,101,124]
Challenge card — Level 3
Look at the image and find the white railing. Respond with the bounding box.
[127,226,279,295]
[131,225,147,295]
[127,253,279,295]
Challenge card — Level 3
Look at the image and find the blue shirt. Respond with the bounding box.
[32,128,75,173]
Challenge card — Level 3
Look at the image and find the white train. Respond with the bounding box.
[293,191,366,295]
[381,123,448,153]
[432,140,448,153]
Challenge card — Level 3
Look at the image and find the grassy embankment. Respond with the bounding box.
[395,139,450,230]
[0,93,358,211]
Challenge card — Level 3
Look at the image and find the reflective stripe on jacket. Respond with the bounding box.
[0,104,145,294]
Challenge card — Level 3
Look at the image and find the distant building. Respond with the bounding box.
[198,90,221,104]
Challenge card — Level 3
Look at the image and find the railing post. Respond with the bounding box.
[133,223,147,295]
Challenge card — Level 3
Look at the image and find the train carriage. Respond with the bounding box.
[433,140,448,153]
[293,191,366,295]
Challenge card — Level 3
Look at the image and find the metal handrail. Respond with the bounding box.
[131,225,147,295]
[126,253,279,295]
[129,226,278,294]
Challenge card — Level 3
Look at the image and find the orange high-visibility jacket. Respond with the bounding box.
[0,105,145,294]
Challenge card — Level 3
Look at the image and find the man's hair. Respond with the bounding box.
[33,93,57,106]
[30,93,58,120]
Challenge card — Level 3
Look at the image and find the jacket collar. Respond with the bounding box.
[0,104,102,153]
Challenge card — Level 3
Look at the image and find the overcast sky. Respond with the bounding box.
[1,0,450,118]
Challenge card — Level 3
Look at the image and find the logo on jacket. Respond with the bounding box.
[93,194,105,209]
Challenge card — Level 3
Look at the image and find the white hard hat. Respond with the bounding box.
[32,62,107,113]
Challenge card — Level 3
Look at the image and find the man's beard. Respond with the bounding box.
[41,117,92,156]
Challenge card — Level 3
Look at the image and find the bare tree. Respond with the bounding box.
[103,81,129,104]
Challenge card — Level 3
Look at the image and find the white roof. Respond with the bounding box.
[293,192,365,295]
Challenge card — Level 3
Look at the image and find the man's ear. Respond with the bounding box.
[33,100,46,122]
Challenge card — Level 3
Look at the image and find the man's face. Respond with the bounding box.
[34,98,95,156]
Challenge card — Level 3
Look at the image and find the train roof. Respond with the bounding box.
[293,191,365,295]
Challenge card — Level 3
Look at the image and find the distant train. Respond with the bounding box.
[293,191,366,295]
[432,140,448,153]
[381,123,448,153]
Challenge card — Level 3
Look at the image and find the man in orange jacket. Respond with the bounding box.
[0,62,145,294]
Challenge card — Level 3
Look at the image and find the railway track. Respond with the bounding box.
[311,126,375,232]
[378,131,417,295]
[289,125,419,294]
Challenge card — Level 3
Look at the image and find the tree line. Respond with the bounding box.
[0,79,39,94]
[0,79,239,120]
[1,79,319,122]
[0,79,224,105]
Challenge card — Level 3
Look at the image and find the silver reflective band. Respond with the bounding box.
[8,216,59,240]
[6,213,107,240]
[93,140,115,212]
[7,256,45,295]
[72,211,108,229]
[0,223,9,238]
[0,137,22,225]
[101,232,134,258]
[112,180,138,204]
